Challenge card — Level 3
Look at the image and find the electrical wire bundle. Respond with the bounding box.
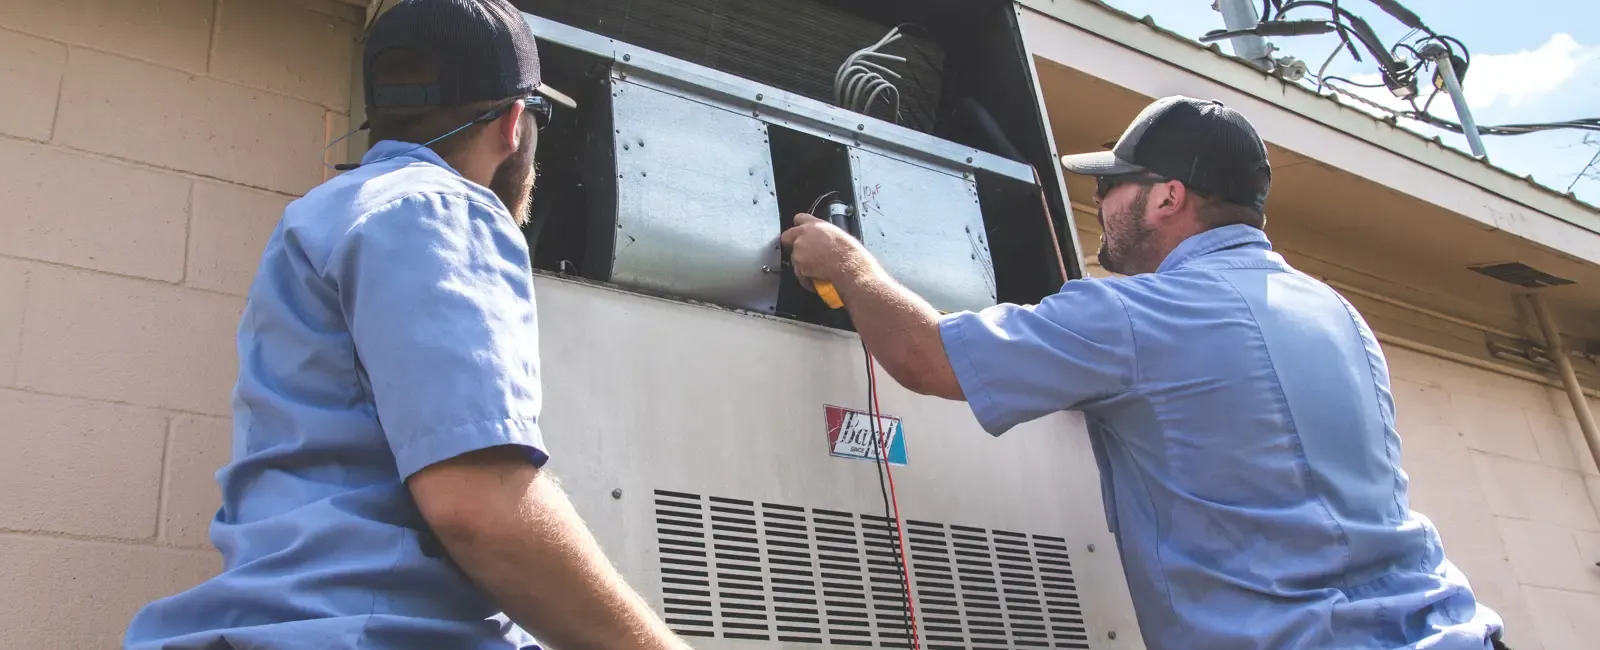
[834,27,909,124]
[1211,0,1600,144]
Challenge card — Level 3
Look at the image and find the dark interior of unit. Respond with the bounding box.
[515,0,1076,319]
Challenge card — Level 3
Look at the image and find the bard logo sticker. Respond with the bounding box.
[825,405,907,466]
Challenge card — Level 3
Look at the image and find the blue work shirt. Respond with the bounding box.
[125,141,546,649]
[939,225,1502,650]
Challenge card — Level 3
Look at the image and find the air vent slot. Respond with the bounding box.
[654,491,715,638]
[654,491,1092,648]
[1469,262,1575,288]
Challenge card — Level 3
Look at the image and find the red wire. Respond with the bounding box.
[866,351,922,650]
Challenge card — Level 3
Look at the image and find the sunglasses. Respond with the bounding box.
[522,95,554,129]
[1095,173,1169,200]
[477,95,555,130]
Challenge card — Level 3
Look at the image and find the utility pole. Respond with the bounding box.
[1420,43,1488,159]
[1214,0,1273,71]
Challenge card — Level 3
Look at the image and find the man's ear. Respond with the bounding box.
[1156,180,1182,211]
[496,100,526,153]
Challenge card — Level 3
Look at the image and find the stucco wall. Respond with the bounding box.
[0,0,360,646]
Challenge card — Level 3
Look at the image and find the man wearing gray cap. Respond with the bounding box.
[124,1,689,649]
[784,96,1508,649]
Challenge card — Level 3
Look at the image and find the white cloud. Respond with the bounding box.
[1320,33,1599,125]
[1460,33,1599,110]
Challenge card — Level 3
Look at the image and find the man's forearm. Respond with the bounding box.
[834,264,964,400]
[416,453,687,650]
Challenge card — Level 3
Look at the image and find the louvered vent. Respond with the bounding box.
[1468,262,1575,288]
[654,491,1092,648]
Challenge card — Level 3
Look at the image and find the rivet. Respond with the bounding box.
[756,93,764,100]
[1108,631,1118,640]
[619,72,627,80]
[623,143,630,150]
[1088,544,1097,552]
[623,53,632,62]
[753,197,759,204]
[754,110,760,117]
[857,124,865,131]
[638,139,645,147]
[612,488,623,499]
[642,171,648,177]
[966,157,974,163]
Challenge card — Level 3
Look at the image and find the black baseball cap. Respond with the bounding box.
[1060,96,1271,212]
[363,0,575,111]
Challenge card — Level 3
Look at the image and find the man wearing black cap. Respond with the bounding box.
[783,96,1507,649]
[124,1,690,649]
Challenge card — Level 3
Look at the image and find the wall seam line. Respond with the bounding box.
[0,133,305,200]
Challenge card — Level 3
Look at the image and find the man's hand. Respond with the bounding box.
[780,213,878,293]
[779,212,964,400]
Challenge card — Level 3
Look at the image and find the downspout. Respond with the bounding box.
[1527,293,1600,474]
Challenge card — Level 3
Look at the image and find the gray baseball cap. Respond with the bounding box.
[1060,95,1272,211]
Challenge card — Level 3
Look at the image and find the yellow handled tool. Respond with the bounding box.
[816,281,844,308]
[815,199,854,310]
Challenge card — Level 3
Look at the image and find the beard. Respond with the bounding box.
[489,121,538,226]
[1096,186,1156,276]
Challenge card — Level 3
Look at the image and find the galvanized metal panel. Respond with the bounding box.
[534,274,1144,649]
[851,148,998,314]
[521,12,1037,185]
[609,80,781,313]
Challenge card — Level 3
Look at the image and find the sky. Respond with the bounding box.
[1100,0,1600,206]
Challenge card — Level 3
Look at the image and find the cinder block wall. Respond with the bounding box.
[0,0,361,647]
[1388,347,1600,650]
[0,1,1594,647]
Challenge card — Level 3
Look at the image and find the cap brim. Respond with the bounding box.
[536,83,577,110]
[1059,151,1144,176]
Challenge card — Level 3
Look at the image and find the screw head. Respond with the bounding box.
[857,124,865,131]
[1088,544,1097,552]
[622,53,631,62]
[756,93,764,100]
[966,157,974,163]
[611,488,623,499]
[1108,631,1118,640]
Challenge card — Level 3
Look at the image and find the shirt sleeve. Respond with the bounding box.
[329,192,546,479]
[938,278,1137,436]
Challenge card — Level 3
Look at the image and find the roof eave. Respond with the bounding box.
[1015,0,1600,228]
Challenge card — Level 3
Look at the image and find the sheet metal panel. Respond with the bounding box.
[608,80,782,314]
[533,275,1145,649]
[851,148,997,314]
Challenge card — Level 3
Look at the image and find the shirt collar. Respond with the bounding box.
[360,140,464,177]
[1157,224,1272,273]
